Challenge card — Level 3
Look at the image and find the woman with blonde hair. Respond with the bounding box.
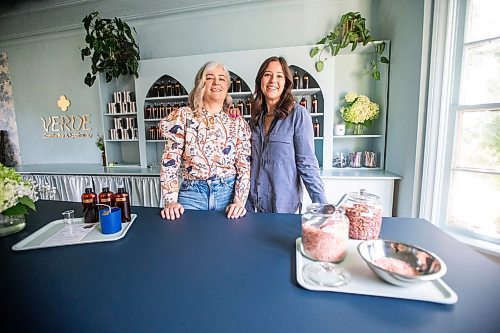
[159,61,251,220]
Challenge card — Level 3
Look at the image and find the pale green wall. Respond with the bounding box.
[0,0,427,216]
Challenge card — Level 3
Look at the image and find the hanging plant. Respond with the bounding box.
[80,11,140,87]
[309,11,389,80]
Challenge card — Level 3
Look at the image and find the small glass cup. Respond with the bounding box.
[62,210,75,224]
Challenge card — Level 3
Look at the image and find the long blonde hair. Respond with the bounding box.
[188,61,233,120]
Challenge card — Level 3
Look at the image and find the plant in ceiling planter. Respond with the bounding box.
[309,11,389,80]
[80,11,140,87]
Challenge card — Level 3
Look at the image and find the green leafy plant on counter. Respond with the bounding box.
[309,11,389,80]
[80,11,140,87]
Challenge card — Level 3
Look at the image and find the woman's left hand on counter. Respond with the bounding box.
[226,201,246,219]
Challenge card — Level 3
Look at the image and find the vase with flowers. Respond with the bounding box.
[340,92,380,135]
[0,163,38,236]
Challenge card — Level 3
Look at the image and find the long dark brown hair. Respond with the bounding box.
[250,56,295,127]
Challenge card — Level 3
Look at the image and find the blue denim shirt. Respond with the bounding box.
[246,103,327,213]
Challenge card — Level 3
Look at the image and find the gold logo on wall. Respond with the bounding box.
[41,94,93,139]
[57,95,71,112]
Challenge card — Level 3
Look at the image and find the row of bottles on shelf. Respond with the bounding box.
[293,71,312,90]
[145,102,186,119]
[232,98,252,116]
[81,183,131,223]
[229,76,246,93]
[148,80,186,98]
[297,94,319,113]
[148,124,165,140]
[332,151,379,168]
[108,90,137,114]
[109,117,138,140]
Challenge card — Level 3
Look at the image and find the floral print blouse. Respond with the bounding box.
[159,106,251,205]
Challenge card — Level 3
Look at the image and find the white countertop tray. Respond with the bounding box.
[12,214,137,251]
[296,238,458,304]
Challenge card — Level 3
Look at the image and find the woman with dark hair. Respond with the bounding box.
[159,61,251,220]
[247,56,326,213]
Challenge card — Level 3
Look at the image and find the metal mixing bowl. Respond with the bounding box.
[357,239,447,287]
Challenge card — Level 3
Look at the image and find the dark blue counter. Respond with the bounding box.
[1,200,498,332]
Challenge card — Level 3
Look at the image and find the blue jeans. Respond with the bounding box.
[178,176,235,211]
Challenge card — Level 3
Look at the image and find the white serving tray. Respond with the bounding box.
[12,214,137,251]
[296,238,458,304]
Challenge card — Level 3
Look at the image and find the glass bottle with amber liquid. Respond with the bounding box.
[245,97,252,116]
[114,185,131,222]
[313,118,321,137]
[174,81,181,96]
[293,71,300,89]
[311,95,318,113]
[158,80,165,97]
[98,184,114,207]
[82,185,98,223]
[237,100,244,114]
[235,77,242,92]
[300,97,307,109]
[302,73,310,89]
[166,80,173,96]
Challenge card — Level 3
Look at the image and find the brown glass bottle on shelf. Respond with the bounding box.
[302,73,310,89]
[166,103,172,115]
[145,104,152,119]
[229,77,234,93]
[158,81,165,97]
[159,103,166,118]
[237,99,244,114]
[293,71,300,89]
[166,80,173,96]
[114,185,131,222]
[152,83,159,97]
[313,118,321,137]
[300,97,307,109]
[82,185,98,223]
[235,77,242,92]
[98,185,114,207]
[174,81,181,96]
[245,98,252,116]
[311,95,318,113]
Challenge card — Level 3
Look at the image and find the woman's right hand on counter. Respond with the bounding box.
[161,202,185,220]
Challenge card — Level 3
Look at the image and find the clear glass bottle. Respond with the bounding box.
[342,189,383,240]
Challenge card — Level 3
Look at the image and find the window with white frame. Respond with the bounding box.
[436,0,499,247]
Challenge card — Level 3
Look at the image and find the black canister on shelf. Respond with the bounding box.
[114,185,131,222]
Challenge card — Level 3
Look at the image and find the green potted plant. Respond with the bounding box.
[95,134,106,166]
[309,11,389,80]
[80,11,140,87]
